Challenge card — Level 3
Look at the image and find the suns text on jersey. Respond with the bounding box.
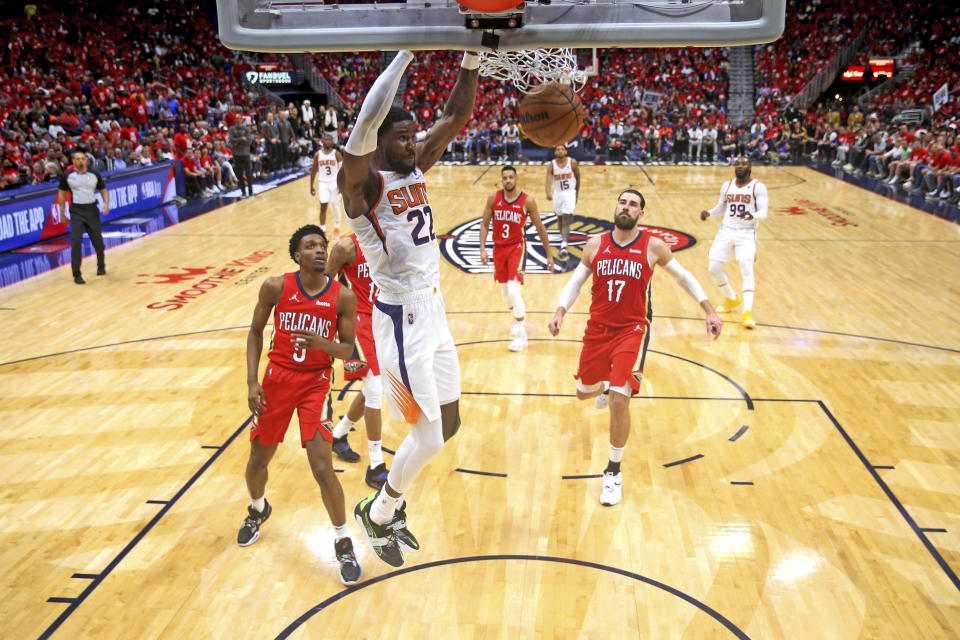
[387,182,429,215]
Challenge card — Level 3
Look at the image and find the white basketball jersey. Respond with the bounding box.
[348,169,439,296]
[315,148,339,184]
[719,179,766,230]
[552,159,576,194]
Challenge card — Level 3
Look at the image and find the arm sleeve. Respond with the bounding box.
[707,180,729,217]
[343,51,414,157]
[557,262,591,311]
[753,182,768,221]
[58,173,69,191]
[95,172,106,191]
[662,258,708,303]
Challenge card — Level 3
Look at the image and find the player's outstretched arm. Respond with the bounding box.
[650,238,722,339]
[479,192,496,266]
[526,195,555,273]
[247,276,283,415]
[418,52,479,173]
[339,50,415,219]
[292,286,357,359]
[324,236,357,278]
[548,235,598,335]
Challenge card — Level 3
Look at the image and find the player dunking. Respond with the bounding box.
[338,50,478,567]
[545,145,580,260]
[324,234,392,492]
[311,134,343,237]
[238,224,361,586]
[549,190,722,506]
[479,165,555,352]
[699,157,769,329]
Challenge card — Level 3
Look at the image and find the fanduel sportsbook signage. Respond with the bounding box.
[245,70,296,85]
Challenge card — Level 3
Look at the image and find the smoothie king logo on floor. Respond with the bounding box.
[137,250,274,310]
[439,213,696,275]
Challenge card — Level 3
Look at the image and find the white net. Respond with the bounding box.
[478,48,587,94]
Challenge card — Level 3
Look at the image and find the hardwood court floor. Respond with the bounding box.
[1,164,958,639]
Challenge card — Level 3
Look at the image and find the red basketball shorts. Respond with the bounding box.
[576,321,649,395]
[493,241,524,284]
[344,311,379,380]
[250,362,333,447]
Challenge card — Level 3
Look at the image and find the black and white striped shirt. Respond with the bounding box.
[59,169,105,205]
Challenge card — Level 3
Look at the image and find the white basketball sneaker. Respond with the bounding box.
[600,471,622,506]
[508,334,528,352]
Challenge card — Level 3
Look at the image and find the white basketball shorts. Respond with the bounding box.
[373,286,460,424]
[553,191,576,215]
[317,181,339,204]
[708,226,757,263]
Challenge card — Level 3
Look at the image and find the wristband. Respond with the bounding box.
[461,52,480,70]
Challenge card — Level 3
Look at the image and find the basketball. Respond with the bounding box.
[517,82,585,148]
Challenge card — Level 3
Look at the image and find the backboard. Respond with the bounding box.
[217,0,785,53]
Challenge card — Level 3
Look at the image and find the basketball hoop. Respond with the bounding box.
[478,48,587,94]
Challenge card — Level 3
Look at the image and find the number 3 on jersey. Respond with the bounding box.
[408,206,436,246]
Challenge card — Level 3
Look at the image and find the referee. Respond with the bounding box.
[57,150,110,284]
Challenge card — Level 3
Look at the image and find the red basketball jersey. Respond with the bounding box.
[589,231,654,329]
[268,272,341,370]
[492,189,528,246]
[341,234,378,316]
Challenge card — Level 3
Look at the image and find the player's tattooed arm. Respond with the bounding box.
[324,237,357,278]
[418,53,479,172]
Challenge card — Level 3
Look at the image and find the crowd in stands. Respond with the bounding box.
[0,0,317,195]
[0,0,957,207]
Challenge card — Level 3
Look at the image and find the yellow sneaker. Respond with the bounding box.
[717,296,742,313]
[741,310,756,330]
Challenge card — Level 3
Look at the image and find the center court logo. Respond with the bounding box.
[439,213,696,275]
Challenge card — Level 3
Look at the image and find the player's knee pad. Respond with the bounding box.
[708,260,727,285]
[507,280,525,319]
[413,413,445,457]
[499,283,512,309]
[362,372,382,409]
[738,259,755,290]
